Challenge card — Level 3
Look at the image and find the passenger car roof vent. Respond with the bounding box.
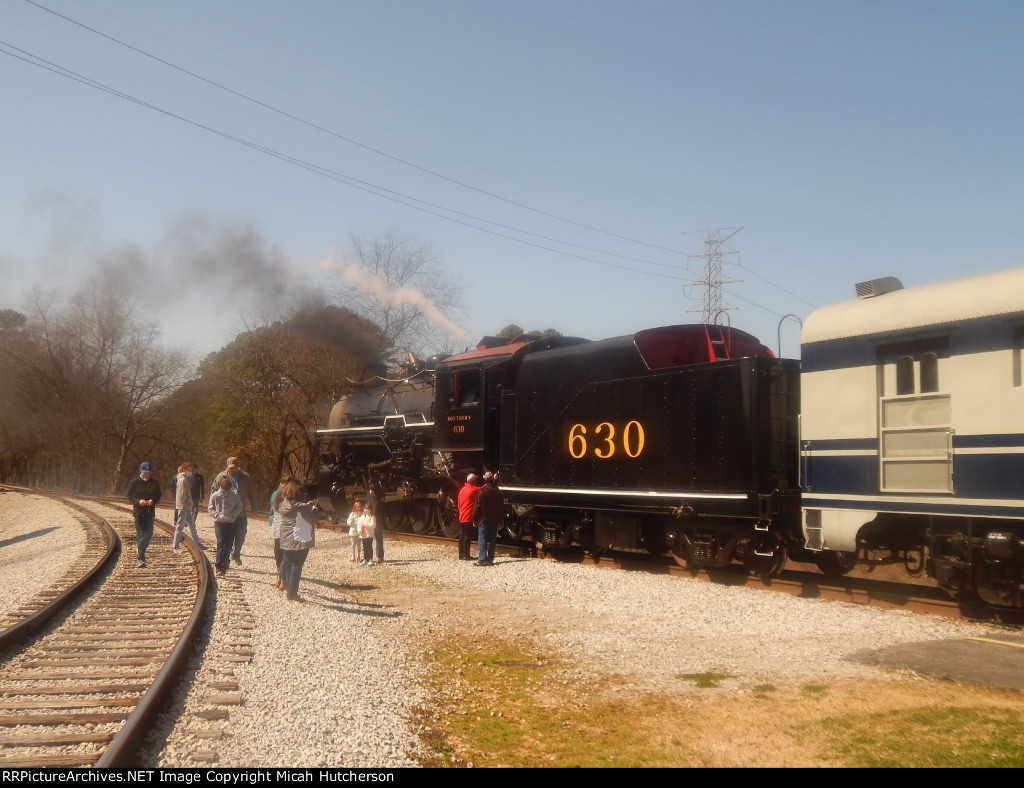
[855,276,904,299]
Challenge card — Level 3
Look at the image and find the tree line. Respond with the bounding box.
[0,229,460,506]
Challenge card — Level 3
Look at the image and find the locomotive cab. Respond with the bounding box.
[434,334,590,470]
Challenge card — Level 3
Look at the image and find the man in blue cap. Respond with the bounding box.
[126,462,162,568]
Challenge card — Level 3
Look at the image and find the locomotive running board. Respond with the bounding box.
[500,484,747,500]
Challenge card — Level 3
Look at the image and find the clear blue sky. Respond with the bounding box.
[3,0,1023,361]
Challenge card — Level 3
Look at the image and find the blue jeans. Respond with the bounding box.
[173,508,201,549]
[231,513,248,561]
[214,520,238,570]
[134,508,155,562]
[280,548,309,595]
[477,521,498,563]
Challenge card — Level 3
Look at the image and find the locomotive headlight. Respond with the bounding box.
[665,530,679,549]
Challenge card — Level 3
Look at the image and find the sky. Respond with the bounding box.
[3,0,1024,365]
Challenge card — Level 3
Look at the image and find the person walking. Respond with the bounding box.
[473,471,503,566]
[208,475,243,578]
[347,501,365,563]
[172,462,203,551]
[214,457,256,567]
[274,479,318,601]
[126,462,162,568]
[268,474,291,587]
[457,473,483,560]
[190,465,206,520]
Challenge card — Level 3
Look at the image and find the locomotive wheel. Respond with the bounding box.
[439,498,461,538]
[386,502,428,533]
[814,550,857,577]
[410,504,431,534]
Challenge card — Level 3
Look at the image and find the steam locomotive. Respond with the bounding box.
[315,267,1024,610]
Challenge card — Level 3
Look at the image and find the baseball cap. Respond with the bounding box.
[139,462,152,472]
[227,456,240,468]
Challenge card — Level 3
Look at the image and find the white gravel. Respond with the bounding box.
[1,493,1011,768]
[0,490,87,617]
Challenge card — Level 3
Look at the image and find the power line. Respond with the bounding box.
[0,40,691,283]
[11,2,819,316]
[23,0,692,258]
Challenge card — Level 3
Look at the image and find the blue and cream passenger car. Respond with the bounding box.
[800,268,1024,606]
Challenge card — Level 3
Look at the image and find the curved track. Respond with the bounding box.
[0,496,118,651]
[0,493,212,767]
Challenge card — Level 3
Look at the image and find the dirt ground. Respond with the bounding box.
[343,545,1023,768]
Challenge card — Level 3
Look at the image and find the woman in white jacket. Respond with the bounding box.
[358,507,376,566]
[275,479,318,601]
[172,462,203,551]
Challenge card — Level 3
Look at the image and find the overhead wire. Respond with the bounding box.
[0,40,690,283]
[23,0,691,262]
[12,0,817,311]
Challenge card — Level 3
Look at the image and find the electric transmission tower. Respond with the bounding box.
[683,227,743,325]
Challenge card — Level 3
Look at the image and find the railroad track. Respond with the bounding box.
[0,495,117,651]
[0,493,212,767]
[368,525,1024,625]
[89,501,1024,625]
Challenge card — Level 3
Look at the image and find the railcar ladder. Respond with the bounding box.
[706,326,731,360]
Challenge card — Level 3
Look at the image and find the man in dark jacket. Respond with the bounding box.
[126,461,162,568]
[367,469,386,563]
[189,465,206,518]
[472,471,503,566]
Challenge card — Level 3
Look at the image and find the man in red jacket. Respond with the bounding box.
[456,473,483,561]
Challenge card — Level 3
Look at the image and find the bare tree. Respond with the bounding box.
[3,279,191,492]
[332,228,465,361]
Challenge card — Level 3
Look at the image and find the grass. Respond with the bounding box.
[413,634,1024,768]
[676,672,733,688]
[815,706,1024,768]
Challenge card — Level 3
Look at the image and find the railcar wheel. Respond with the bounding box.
[744,545,788,580]
[814,550,857,577]
[504,515,526,541]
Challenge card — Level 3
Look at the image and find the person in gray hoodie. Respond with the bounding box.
[208,475,243,577]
